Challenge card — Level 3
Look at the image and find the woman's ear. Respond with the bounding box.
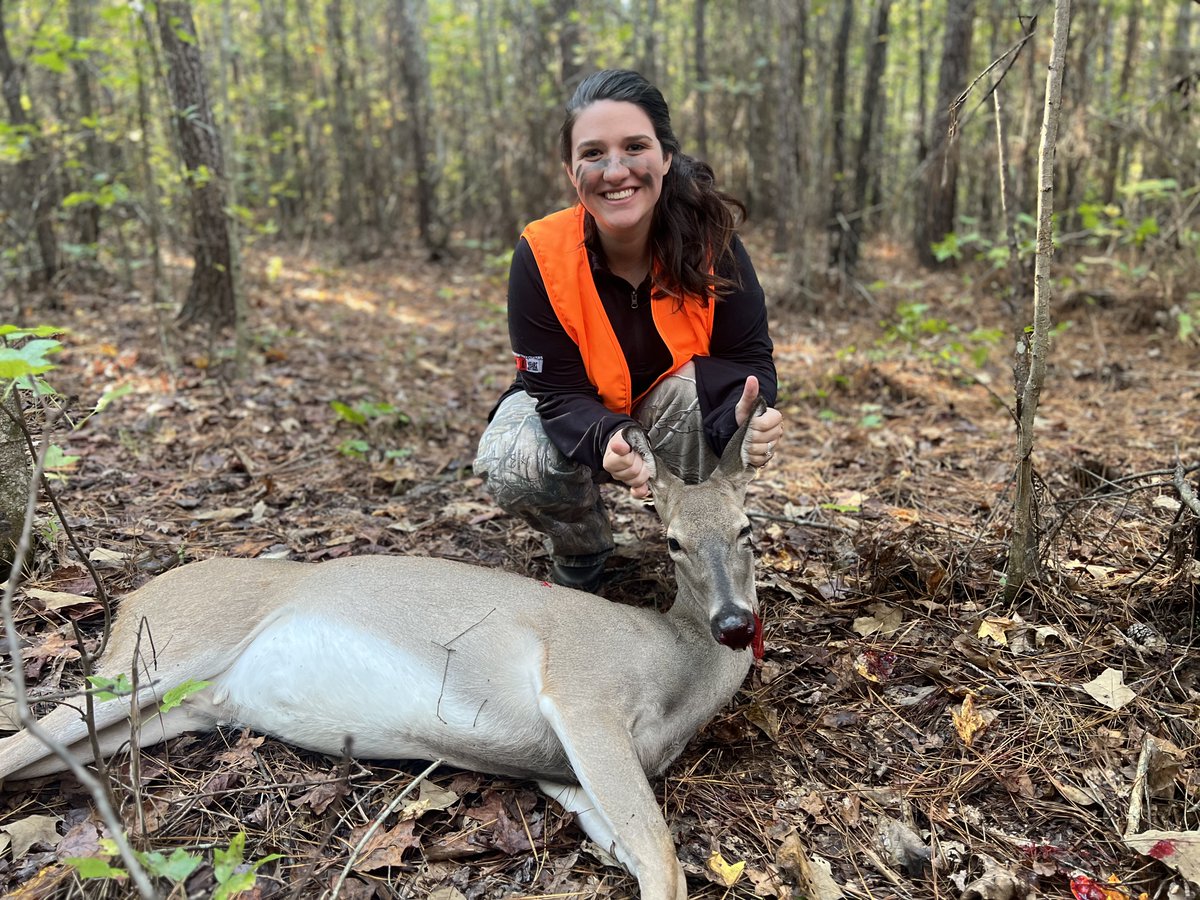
[564,161,578,190]
[662,152,672,176]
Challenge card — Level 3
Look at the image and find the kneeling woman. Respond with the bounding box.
[476,69,785,592]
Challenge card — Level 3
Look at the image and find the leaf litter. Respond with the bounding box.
[2,241,1199,898]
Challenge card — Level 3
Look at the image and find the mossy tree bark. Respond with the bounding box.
[0,391,29,575]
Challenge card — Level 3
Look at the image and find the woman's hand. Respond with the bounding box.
[604,430,652,499]
[734,376,784,468]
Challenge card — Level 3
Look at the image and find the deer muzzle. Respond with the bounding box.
[711,604,756,651]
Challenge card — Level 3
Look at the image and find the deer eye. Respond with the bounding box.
[667,537,682,553]
[739,525,753,541]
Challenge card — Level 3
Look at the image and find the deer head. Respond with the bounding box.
[624,399,764,652]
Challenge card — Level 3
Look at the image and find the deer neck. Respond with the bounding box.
[664,586,754,682]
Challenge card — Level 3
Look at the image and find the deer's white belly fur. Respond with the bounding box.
[209,611,569,778]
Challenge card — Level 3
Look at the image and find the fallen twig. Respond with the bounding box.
[1174,461,1200,517]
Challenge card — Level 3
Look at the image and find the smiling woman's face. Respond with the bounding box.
[565,100,672,246]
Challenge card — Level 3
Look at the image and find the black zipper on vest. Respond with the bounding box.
[631,286,639,309]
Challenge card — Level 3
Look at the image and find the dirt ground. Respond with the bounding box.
[2,233,1198,899]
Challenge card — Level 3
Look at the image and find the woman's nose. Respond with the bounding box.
[602,156,629,180]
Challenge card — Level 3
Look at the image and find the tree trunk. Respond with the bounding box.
[157,0,237,329]
[826,0,854,273]
[261,0,300,237]
[1007,0,1072,602]
[693,0,709,160]
[745,4,774,219]
[639,0,659,84]
[476,0,516,243]
[771,0,810,305]
[0,0,60,288]
[293,0,329,235]
[394,0,445,258]
[1101,0,1138,205]
[845,0,892,274]
[1157,0,1194,185]
[328,0,361,234]
[133,14,168,315]
[1061,0,1096,235]
[555,0,582,94]
[68,0,101,247]
[915,0,976,268]
[0,390,28,575]
[913,0,930,172]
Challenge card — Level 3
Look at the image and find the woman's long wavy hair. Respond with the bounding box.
[559,69,746,308]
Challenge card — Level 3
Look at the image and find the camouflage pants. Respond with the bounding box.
[474,361,719,567]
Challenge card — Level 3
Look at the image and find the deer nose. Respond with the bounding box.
[711,605,756,650]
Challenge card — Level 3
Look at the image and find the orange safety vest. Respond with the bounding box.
[522,205,715,415]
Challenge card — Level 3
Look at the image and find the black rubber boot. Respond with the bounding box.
[550,559,607,593]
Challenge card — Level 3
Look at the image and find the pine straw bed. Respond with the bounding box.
[2,245,1198,899]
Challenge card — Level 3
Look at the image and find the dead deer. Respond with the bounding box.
[0,408,765,900]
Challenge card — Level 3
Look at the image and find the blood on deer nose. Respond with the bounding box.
[711,605,755,650]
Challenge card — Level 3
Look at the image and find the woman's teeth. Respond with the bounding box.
[604,189,634,200]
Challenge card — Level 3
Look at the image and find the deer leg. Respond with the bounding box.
[538,695,687,900]
[537,779,620,853]
[1,688,218,782]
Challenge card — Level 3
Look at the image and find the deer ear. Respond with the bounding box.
[622,425,658,482]
[716,397,766,483]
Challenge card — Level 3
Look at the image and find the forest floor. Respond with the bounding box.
[1,233,1199,900]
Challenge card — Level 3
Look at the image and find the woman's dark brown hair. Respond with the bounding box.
[559,69,746,308]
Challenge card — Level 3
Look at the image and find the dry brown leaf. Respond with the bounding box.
[775,829,806,874]
[776,827,843,897]
[706,850,745,887]
[351,819,419,872]
[22,588,95,611]
[1082,668,1136,710]
[744,701,782,743]
[877,816,931,876]
[1126,830,1200,887]
[1145,736,1186,796]
[192,506,249,522]
[291,779,350,815]
[55,819,102,860]
[977,617,1013,645]
[464,789,539,854]
[952,694,991,746]
[87,547,128,567]
[400,780,459,820]
[427,889,467,900]
[1046,772,1099,806]
[745,864,790,898]
[2,814,62,859]
[215,731,266,768]
[961,853,1024,899]
[852,602,902,637]
[26,631,81,664]
[796,853,844,900]
[0,677,19,731]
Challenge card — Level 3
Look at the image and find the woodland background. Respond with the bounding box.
[1,0,1200,899]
